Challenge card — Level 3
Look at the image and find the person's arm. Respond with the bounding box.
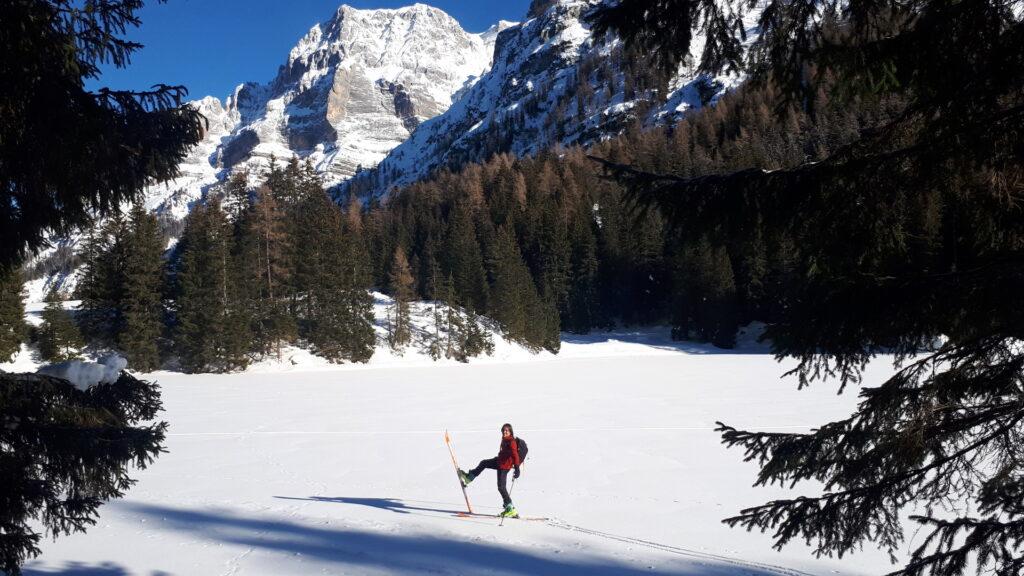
[512,439,521,477]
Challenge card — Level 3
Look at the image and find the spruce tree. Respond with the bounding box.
[74,207,167,369]
[489,224,556,351]
[237,185,294,358]
[119,206,165,371]
[36,290,83,362]
[427,264,447,361]
[489,224,531,345]
[462,310,495,359]
[219,226,254,369]
[0,370,166,575]
[363,199,394,290]
[290,166,330,322]
[387,246,414,352]
[222,170,250,221]
[174,201,249,372]
[565,199,601,333]
[0,267,26,361]
[671,237,738,348]
[174,206,219,372]
[536,195,571,318]
[731,220,768,324]
[291,176,375,364]
[444,202,489,313]
[592,186,631,325]
[75,215,128,345]
[418,233,440,301]
[538,295,562,354]
[434,270,493,362]
[334,237,377,364]
[442,273,468,361]
[626,211,668,325]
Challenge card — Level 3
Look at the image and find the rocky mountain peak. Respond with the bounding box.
[357,0,759,196]
[145,3,504,224]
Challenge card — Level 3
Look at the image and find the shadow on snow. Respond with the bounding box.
[110,500,799,576]
[559,328,772,355]
[276,495,466,516]
[23,561,169,576]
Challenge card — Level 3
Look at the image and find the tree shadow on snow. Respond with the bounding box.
[22,561,170,576]
[117,501,802,576]
[559,327,773,355]
[274,495,467,516]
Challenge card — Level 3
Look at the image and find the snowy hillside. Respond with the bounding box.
[361,0,760,195]
[142,3,506,223]
[19,344,911,575]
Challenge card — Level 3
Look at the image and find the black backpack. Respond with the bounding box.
[516,437,528,462]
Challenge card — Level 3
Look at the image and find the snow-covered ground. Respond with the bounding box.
[16,330,912,575]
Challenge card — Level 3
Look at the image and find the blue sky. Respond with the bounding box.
[88,1,533,101]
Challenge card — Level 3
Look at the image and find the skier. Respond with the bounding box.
[458,423,521,518]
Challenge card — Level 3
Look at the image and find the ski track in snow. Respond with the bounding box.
[223,547,254,576]
[542,519,813,576]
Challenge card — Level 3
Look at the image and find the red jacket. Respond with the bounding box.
[497,436,521,470]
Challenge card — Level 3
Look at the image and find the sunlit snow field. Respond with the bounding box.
[13,323,915,576]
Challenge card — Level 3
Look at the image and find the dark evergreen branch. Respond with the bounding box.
[720,405,1024,566]
[92,84,193,113]
[0,372,167,574]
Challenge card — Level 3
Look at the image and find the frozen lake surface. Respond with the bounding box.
[21,331,906,575]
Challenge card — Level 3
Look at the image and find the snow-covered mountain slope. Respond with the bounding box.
[360,0,759,195]
[143,3,506,222]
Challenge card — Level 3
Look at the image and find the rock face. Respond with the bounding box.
[360,0,759,196]
[144,3,503,221]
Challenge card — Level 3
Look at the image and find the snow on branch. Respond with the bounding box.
[37,354,129,391]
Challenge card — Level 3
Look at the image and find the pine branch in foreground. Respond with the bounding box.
[714,339,1024,575]
[0,371,167,575]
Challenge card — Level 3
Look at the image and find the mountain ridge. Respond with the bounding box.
[355,0,759,197]
[142,3,506,222]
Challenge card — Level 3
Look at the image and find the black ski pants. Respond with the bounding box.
[469,458,512,506]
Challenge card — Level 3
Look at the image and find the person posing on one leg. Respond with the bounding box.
[459,423,521,517]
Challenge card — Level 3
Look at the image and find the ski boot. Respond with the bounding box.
[499,502,518,518]
[458,469,475,487]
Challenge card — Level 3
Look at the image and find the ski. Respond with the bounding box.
[454,512,549,522]
[444,430,473,515]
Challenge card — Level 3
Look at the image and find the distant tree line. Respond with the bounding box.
[364,72,902,349]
